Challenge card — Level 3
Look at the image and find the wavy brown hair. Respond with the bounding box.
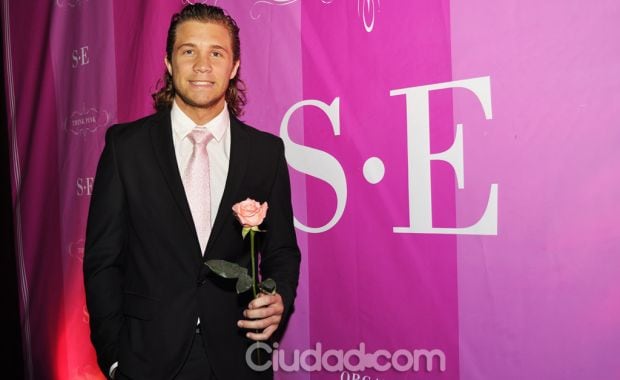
[152,4,246,117]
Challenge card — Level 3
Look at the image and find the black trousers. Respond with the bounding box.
[116,329,215,380]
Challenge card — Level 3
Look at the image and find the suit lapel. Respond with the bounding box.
[205,116,250,257]
[149,110,200,251]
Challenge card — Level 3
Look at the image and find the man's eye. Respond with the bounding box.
[182,49,193,55]
[212,51,223,57]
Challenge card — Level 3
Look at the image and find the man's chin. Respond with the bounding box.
[177,94,225,111]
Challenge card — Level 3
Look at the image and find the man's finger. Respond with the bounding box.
[238,315,280,330]
[249,293,279,309]
[246,324,278,341]
[244,305,273,319]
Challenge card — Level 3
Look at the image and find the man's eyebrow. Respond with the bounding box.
[209,44,229,51]
[176,42,197,50]
[175,42,230,51]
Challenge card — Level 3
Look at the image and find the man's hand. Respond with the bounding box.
[237,292,284,341]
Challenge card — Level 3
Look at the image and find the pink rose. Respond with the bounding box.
[232,198,268,228]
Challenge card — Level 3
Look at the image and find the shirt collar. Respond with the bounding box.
[171,100,230,143]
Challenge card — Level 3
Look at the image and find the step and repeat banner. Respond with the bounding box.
[3,0,619,379]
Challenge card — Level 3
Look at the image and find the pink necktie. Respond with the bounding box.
[183,128,214,254]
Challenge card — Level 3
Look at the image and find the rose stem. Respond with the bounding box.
[250,229,261,363]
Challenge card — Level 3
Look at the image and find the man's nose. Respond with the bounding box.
[194,54,212,73]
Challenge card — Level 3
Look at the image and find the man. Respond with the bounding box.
[83,4,301,380]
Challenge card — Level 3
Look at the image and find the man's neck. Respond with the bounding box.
[176,99,226,125]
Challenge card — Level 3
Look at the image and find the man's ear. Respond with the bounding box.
[165,56,172,76]
[230,60,240,80]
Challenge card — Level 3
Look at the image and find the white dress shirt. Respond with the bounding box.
[171,100,231,229]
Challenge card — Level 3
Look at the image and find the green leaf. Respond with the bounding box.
[236,273,253,294]
[241,227,251,239]
[241,226,267,238]
[259,278,277,294]
[205,259,247,279]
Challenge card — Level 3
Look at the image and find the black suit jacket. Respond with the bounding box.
[83,109,301,380]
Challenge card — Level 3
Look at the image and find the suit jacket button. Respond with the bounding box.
[197,279,207,286]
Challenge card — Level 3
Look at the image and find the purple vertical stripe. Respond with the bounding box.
[301,0,459,378]
[452,1,620,379]
[49,1,119,376]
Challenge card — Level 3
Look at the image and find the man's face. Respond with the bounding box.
[165,20,240,118]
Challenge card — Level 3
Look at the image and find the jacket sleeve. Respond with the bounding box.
[83,126,126,375]
[259,138,301,337]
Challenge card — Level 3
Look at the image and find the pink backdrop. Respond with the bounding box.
[3,0,619,379]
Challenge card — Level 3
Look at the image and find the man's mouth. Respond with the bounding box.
[189,80,215,87]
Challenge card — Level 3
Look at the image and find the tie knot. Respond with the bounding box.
[187,128,213,146]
